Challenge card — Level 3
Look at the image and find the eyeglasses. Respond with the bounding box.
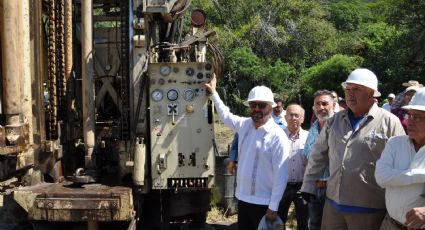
[286,114,302,119]
[408,114,425,122]
[249,102,268,109]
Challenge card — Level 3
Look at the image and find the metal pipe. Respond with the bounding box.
[0,1,22,125]
[34,0,46,142]
[81,0,95,168]
[20,0,33,145]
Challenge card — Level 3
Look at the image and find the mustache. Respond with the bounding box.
[251,110,269,121]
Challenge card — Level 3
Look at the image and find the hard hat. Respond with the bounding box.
[405,85,419,93]
[243,86,277,108]
[402,80,423,88]
[403,87,425,111]
[341,68,381,97]
[388,93,395,99]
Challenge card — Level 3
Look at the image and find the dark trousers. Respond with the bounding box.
[308,187,326,230]
[278,183,309,230]
[238,200,268,230]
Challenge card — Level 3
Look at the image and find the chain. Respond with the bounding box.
[120,0,130,139]
[56,0,66,121]
[47,0,58,140]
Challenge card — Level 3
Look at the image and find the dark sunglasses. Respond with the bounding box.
[249,102,268,109]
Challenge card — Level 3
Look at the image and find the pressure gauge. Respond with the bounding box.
[184,89,195,101]
[167,89,179,101]
[185,67,195,76]
[151,89,163,102]
[159,64,171,76]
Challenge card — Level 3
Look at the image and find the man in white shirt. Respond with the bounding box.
[205,75,289,230]
[375,87,425,229]
[278,104,309,229]
[272,98,287,128]
[382,93,395,111]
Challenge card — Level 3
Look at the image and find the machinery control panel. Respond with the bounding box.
[148,62,215,189]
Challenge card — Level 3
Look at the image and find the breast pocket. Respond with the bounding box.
[365,131,388,160]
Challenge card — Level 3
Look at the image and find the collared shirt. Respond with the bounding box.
[303,120,329,181]
[272,111,287,128]
[211,92,290,211]
[284,127,308,183]
[382,103,391,111]
[375,135,425,225]
[301,104,405,209]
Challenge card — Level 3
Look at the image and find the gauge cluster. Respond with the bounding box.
[149,62,213,103]
[148,62,215,189]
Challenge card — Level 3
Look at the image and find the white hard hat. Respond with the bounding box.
[405,85,419,93]
[403,87,425,111]
[341,68,381,97]
[388,93,395,99]
[243,86,277,108]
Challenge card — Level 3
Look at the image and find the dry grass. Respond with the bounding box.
[214,118,235,156]
[207,207,237,224]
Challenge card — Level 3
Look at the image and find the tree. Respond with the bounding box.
[300,54,363,100]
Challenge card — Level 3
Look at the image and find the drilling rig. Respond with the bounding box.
[0,0,223,229]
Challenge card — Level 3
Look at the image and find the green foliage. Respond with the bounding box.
[189,0,425,116]
[301,54,363,96]
[327,1,363,31]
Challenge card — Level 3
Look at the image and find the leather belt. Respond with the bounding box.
[287,182,302,187]
[389,216,408,230]
[315,180,327,188]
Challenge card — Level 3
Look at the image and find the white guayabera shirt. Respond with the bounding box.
[375,135,425,226]
[211,92,290,211]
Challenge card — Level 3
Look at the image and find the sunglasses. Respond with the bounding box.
[249,102,269,109]
[408,114,425,122]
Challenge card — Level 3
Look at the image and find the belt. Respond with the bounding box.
[287,182,302,187]
[389,216,408,230]
[315,180,327,188]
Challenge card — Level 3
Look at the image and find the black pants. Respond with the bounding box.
[238,200,268,230]
[278,183,309,230]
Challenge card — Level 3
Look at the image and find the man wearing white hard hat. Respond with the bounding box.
[301,68,405,229]
[376,87,425,229]
[382,93,395,111]
[205,76,289,230]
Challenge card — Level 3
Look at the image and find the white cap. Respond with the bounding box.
[341,68,381,97]
[388,93,395,98]
[405,85,419,93]
[243,86,277,107]
[403,88,425,111]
